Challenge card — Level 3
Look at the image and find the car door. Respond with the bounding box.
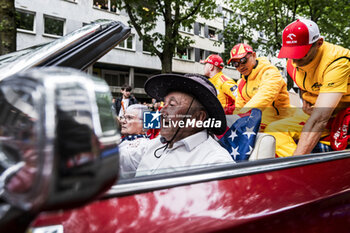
[0,19,131,81]
[30,150,350,233]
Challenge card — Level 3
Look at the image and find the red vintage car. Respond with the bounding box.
[0,20,349,233]
[30,150,350,233]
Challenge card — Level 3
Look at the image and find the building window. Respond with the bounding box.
[103,71,129,87]
[199,49,206,61]
[208,27,217,40]
[198,23,204,37]
[222,9,234,27]
[179,24,193,34]
[44,15,65,36]
[93,0,117,13]
[175,47,193,61]
[117,34,134,50]
[134,74,149,88]
[143,41,152,53]
[16,10,35,32]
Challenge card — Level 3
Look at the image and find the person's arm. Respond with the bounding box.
[221,79,238,100]
[233,79,246,112]
[239,68,284,111]
[294,57,350,155]
[293,92,343,155]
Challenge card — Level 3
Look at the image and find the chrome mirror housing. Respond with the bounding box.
[0,67,120,229]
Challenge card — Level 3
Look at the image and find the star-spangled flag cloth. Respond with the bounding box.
[217,108,262,161]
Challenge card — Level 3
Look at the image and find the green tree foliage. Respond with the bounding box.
[223,0,350,59]
[0,0,16,55]
[116,0,219,73]
[222,0,350,90]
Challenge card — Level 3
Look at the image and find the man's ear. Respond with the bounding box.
[210,64,215,71]
[252,52,257,59]
[317,38,324,48]
[196,110,207,121]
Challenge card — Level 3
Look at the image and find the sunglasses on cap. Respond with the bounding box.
[232,53,252,68]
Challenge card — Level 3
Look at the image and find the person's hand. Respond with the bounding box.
[302,99,314,115]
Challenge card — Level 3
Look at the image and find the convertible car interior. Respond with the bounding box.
[0,19,349,233]
[225,114,276,161]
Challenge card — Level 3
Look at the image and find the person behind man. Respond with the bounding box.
[228,43,293,129]
[115,84,138,118]
[119,104,149,178]
[201,54,237,114]
[134,73,233,176]
[266,19,350,157]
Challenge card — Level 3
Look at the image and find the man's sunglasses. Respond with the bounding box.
[232,53,251,68]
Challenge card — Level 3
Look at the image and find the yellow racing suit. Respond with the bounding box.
[266,42,350,157]
[209,72,237,114]
[235,57,292,128]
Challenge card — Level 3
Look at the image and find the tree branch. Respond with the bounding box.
[178,0,205,22]
[156,0,166,19]
[124,2,161,57]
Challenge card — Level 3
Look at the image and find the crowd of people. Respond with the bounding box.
[115,19,350,178]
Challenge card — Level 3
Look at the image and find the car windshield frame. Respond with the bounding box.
[0,20,115,82]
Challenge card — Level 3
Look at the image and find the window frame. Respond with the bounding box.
[16,9,36,34]
[93,0,119,14]
[102,69,129,87]
[142,40,153,54]
[179,23,194,35]
[134,73,150,89]
[116,34,135,51]
[208,27,217,41]
[174,47,194,61]
[43,15,65,38]
[198,23,205,37]
[222,9,234,27]
[199,49,206,61]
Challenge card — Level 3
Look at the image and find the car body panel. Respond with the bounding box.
[32,152,350,232]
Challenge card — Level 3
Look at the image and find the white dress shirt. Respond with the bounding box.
[135,130,234,176]
[119,137,149,178]
[118,98,130,117]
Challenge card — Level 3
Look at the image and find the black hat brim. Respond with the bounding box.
[144,74,226,135]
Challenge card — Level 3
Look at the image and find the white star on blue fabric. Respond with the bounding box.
[228,130,238,141]
[230,146,240,160]
[243,126,256,139]
[150,110,161,122]
[246,145,253,155]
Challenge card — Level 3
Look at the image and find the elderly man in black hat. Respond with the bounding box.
[133,73,233,177]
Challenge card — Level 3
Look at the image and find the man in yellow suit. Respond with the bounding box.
[228,43,293,129]
[266,19,350,157]
[201,54,237,114]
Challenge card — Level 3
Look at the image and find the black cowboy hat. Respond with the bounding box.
[144,73,226,135]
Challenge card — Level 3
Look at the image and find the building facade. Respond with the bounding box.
[15,0,241,101]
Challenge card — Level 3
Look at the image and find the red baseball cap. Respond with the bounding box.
[227,43,254,64]
[200,54,224,69]
[278,19,321,59]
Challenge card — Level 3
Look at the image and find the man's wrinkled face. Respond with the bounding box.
[120,109,143,135]
[160,92,194,141]
[233,52,256,76]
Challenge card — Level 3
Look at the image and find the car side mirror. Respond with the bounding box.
[0,67,120,231]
